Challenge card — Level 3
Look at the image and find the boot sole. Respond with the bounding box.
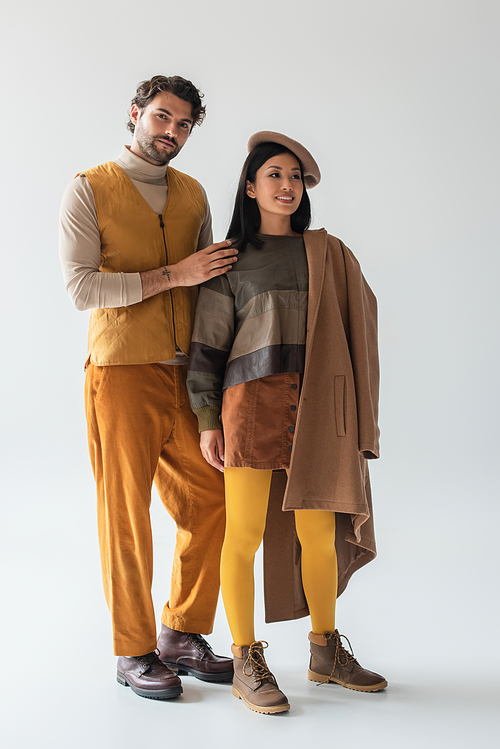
[117,672,183,700]
[232,685,290,714]
[162,661,233,683]
[308,669,387,692]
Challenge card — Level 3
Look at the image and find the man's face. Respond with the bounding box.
[130,91,193,165]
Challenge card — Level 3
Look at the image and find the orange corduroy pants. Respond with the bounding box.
[85,362,225,656]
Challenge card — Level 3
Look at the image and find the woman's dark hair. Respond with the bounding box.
[127,75,206,134]
[226,142,311,250]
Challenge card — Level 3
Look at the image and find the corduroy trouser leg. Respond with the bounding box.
[85,362,225,656]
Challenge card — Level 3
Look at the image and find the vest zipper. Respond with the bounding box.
[158,214,178,347]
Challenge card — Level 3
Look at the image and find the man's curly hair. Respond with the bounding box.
[127,75,206,134]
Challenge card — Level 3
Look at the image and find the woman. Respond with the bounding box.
[187,132,387,714]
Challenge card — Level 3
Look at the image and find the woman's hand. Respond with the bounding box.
[200,429,225,472]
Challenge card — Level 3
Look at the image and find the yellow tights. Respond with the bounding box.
[221,467,338,647]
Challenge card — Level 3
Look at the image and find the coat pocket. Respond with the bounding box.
[334,375,346,437]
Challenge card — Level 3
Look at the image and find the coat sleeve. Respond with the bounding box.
[340,240,380,459]
[187,273,235,432]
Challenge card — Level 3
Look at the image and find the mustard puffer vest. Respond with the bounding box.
[82,161,205,366]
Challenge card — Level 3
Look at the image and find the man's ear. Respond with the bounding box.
[246,180,256,198]
[130,104,141,126]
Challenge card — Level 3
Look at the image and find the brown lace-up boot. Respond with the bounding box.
[116,650,183,700]
[308,630,387,692]
[157,624,233,682]
[231,641,290,714]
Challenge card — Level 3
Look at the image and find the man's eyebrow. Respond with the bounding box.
[156,107,193,123]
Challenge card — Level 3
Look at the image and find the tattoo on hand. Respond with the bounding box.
[162,267,171,281]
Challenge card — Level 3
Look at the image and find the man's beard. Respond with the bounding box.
[135,121,181,164]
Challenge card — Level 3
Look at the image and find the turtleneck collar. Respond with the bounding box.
[115,145,168,185]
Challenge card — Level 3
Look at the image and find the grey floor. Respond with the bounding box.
[2,482,499,749]
[3,640,498,749]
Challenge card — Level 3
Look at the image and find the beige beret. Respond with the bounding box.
[247,131,321,189]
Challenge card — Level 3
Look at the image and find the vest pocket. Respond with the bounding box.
[334,375,346,437]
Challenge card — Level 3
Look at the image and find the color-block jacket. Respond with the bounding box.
[187,234,308,431]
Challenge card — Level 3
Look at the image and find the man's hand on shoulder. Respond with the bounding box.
[140,240,238,300]
[171,240,238,287]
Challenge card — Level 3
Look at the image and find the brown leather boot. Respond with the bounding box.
[116,650,183,700]
[157,624,233,682]
[308,630,387,692]
[232,641,290,714]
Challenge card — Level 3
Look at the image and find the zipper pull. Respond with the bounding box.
[158,214,164,228]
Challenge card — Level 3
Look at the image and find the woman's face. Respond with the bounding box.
[245,152,304,224]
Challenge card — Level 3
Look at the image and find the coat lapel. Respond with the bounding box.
[303,229,328,360]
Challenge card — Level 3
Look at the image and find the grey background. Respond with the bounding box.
[1,0,499,746]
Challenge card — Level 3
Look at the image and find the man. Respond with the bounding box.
[59,75,238,701]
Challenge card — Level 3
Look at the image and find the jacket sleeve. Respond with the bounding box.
[187,273,235,432]
[340,240,380,459]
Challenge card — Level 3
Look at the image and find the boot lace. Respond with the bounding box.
[243,641,277,685]
[316,630,356,686]
[132,649,162,672]
[187,633,214,654]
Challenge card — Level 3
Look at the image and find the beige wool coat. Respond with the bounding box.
[262,228,380,623]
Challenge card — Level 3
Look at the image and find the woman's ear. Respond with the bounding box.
[245,180,256,198]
